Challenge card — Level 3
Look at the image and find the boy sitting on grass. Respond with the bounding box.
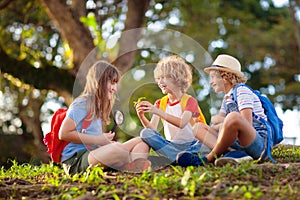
[133,55,209,166]
[177,54,269,166]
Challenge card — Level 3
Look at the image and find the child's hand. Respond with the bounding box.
[211,114,225,125]
[99,131,115,145]
[133,97,147,107]
[104,131,115,141]
[193,122,210,132]
[135,101,153,114]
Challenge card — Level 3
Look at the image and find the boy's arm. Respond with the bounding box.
[240,108,253,125]
[154,109,193,128]
[149,114,160,130]
[211,112,225,133]
[136,101,159,130]
[138,100,192,129]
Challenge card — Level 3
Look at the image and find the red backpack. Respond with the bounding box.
[43,108,92,163]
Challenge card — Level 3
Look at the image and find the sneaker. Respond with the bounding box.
[214,151,253,167]
[176,151,207,167]
[122,158,151,173]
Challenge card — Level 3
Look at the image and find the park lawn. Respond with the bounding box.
[0,144,299,199]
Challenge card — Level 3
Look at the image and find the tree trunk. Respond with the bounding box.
[113,0,150,74]
[40,0,95,74]
[19,95,50,163]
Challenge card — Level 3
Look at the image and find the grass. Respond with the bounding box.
[0,144,299,199]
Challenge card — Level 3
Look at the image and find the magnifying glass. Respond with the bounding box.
[111,110,124,132]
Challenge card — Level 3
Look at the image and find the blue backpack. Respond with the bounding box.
[233,84,284,163]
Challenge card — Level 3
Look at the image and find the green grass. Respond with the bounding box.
[1,144,300,199]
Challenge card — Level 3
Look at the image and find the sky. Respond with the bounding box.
[276,108,300,145]
[272,0,288,7]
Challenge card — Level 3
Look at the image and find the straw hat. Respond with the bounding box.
[204,54,244,77]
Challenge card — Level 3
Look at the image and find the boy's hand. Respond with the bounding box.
[211,114,225,125]
[136,101,155,112]
[133,97,147,107]
[135,101,149,115]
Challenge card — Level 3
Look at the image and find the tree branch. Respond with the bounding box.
[0,46,75,104]
[112,0,150,74]
[0,0,11,10]
[40,0,95,73]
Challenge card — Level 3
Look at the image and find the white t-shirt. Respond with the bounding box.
[155,96,200,142]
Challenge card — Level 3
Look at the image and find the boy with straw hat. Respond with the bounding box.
[177,54,269,166]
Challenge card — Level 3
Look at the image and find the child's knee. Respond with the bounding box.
[140,128,154,139]
[225,112,240,123]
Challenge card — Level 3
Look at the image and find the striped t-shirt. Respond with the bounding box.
[220,86,267,120]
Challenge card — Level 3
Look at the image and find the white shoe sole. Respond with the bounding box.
[215,156,253,167]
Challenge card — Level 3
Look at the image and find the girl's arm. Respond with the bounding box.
[59,117,114,146]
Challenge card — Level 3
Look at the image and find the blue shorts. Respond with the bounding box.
[224,101,269,160]
[140,128,210,162]
[231,118,268,160]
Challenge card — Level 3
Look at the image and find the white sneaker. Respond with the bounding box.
[215,151,253,167]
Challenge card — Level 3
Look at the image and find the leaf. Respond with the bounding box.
[181,169,191,186]
[133,97,146,107]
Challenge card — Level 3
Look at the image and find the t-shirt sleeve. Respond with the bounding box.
[236,86,254,111]
[154,99,161,108]
[185,97,200,117]
[67,98,88,125]
[220,100,226,114]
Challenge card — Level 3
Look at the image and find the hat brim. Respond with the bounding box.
[204,65,244,78]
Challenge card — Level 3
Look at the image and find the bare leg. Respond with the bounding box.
[206,112,256,162]
[193,122,218,149]
[122,137,144,151]
[88,142,130,168]
[121,137,151,172]
[122,137,150,161]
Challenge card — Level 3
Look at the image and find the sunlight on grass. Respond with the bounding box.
[0,145,299,199]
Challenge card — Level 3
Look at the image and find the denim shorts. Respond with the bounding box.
[225,101,268,160]
[230,117,268,160]
[140,128,210,162]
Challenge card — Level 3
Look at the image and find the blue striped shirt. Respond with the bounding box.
[220,86,267,120]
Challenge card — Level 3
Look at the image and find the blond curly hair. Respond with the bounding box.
[154,55,193,92]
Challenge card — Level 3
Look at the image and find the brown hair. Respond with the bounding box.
[219,70,247,86]
[81,61,120,125]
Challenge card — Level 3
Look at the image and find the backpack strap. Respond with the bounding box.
[159,95,169,112]
[79,109,93,150]
[233,84,275,163]
[81,111,93,133]
[158,95,171,124]
[159,94,206,125]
